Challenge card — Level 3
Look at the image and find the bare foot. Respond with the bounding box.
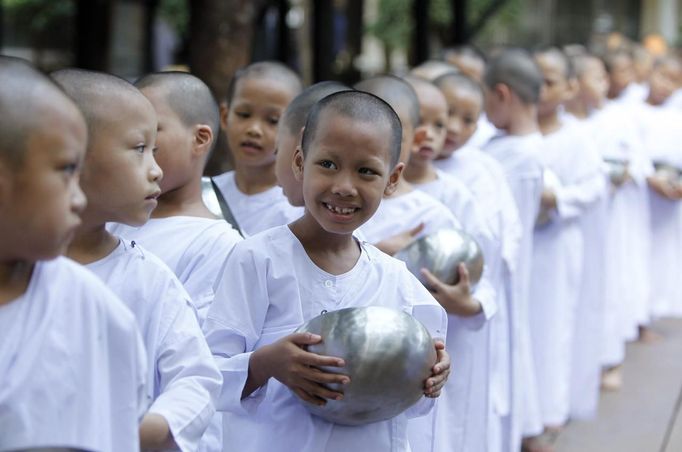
[522,435,555,452]
[638,326,663,344]
[601,366,623,391]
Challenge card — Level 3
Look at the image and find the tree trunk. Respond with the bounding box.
[189,0,267,174]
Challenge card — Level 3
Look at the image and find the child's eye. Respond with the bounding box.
[318,160,337,169]
[235,111,250,119]
[359,167,379,176]
[152,147,159,155]
[268,116,280,125]
[61,162,79,175]
[134,144,146,154]
[435,121,445,129]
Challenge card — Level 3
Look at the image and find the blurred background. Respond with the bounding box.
[2,0,680,99]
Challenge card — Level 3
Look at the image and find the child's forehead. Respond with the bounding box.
[234,75,298,104]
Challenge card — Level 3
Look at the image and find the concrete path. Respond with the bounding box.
[555,318,682,452]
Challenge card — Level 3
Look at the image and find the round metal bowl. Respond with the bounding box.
[536,168,562,227]
[395,228,484,288]
[295,306,436,425]
[653,161,682,185]
[603,158,630,186]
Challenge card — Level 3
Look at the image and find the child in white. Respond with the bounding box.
[0,58,147,451]
[214,61,304,236]
[204,91,450,452]
[109,72,243,324]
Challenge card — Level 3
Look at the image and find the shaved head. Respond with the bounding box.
[434,72,484,104]
[0,57,82,168]
[51,68,147,136]
[533,46,573,78]
[484,48,543,104]
[354,75,420,129]
[226,60,303,104]
[282,81,351,136]
[135,71,220,151]
[410,60,458,81]
[302,90,402,167]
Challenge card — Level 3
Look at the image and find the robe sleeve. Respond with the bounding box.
[147,280,223,452]
[554,170,606,221]
[203,243,272,417]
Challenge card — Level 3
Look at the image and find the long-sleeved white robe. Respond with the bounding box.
[204,225,447,452]
[212,171,303,237]
[530,122,605,426]
[436,145,523,452]
[109,217,242,324]
[0,257,147,452]
[484,132,545,439]
[87,240,223,452]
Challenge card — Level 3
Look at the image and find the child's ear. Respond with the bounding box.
[384,162,404,196]
[494,83,510,102]
[566,77,579,100]
[219,101,229,131]
[192,125,213,158]
[292,147,305,182]
[0,163,9,208]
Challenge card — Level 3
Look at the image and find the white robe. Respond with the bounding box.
[203,225,447,452]
[212,171,303,237]
[87,240,223,452]
[484,132,545,438]
[408,173,498,452]
[530,122,604,426]
[0,257,147,452]
[639,105,682,317]
[109,216,242,325]
[468,114,498,149]
[436,146,523,452]
[584,102,654,367]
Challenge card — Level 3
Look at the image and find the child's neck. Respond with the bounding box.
[565,101,588,119]
[385,173,414,198]
[403,157,438,185]
[505,104,539,136]
[153,177,215,219]
[0,259,33,306]
[289,216,360,276]
[66,220,120,265]
[538,110,562,135]
[234,162,278,195]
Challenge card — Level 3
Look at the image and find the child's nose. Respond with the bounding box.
[332,173,357,196]
[246,121,263,138]
[71,181,87,214]
[149,158,163,182]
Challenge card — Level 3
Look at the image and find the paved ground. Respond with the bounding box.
[555,318,682,452]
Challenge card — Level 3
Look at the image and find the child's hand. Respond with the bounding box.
[139,413,175,450]
[424,340,450,398]
[248,332,350,406]
[540,189,557,210]
[648,175,680,200]
[421,263,482,317]
[375,222,425,256]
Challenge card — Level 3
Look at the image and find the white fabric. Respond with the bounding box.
[639,105,682,317]
[664,88,682,110]
[212,171,303,237]
[584,102,654,366]
[407,172,498,452]
[0,257,147,452]
[87,240,223,452]
[109,216,242,325]
[484,132,545,438]
[435,145,525,451]
[530,122,604,426]
[203,225,447,452]
[468,114,498,149]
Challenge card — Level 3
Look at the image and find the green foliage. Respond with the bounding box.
[3,0,74,35]
[366,0,413,51]
[158,0,189,38]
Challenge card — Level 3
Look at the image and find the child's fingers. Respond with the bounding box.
[409,222,425,237]
[420,268,447,293]
[299,350,346,368]
[298,379,345,402]
[289,332,323,346]
[305,366,351,386]
[456,263,470,287]
[292,387,327,406]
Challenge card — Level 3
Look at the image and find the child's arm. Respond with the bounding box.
[423,339,450,398]
[374,223,425,256]
[140,413,175,450]
[245,332,349,405]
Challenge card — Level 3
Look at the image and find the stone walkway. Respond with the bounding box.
[555,318,682,452]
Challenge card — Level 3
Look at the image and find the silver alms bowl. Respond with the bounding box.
[604,158,630,186]
[295,306,436,425]
[395,228,484,288]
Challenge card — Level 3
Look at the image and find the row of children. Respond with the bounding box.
[1,37,681,452]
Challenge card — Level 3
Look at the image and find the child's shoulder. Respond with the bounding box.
[227,224,293,263]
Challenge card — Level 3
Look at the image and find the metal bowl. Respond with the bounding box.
[395,228,484,288]
[653,161,682,185]
[603,158,630,186]
[536,168,562,227]
[295,306,436,425]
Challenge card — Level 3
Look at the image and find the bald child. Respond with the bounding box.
[0,57,147,451]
